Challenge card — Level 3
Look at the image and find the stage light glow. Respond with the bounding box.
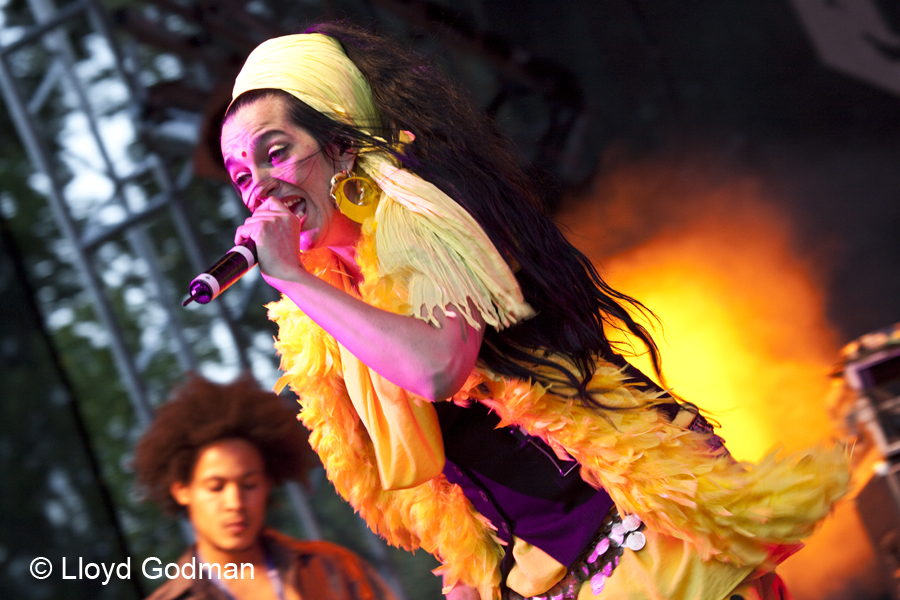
[559,159,881,600]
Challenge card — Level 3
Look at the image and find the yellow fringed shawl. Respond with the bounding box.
[268,227,849,600]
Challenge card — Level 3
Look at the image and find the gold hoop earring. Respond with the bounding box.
[329,170,380,223]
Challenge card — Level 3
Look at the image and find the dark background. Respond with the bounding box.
[483,0,900,343]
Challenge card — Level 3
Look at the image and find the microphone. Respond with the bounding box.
[182,240,257,306]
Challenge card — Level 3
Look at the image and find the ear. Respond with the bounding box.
[327,141,356,173]
[342,151,357,173]
[170,481,191,507]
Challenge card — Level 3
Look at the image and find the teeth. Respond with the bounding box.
[283,198,306,215]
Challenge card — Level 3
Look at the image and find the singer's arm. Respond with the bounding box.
[269,270,483,402]
[236,201,484,402]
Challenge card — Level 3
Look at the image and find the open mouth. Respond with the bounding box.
[283,197,307,218]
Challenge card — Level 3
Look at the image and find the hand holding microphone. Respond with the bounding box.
[183,197,305,306]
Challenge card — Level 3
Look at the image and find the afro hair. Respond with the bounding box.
[133,372,314,514]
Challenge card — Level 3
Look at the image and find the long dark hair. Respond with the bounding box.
[226,22,665,407]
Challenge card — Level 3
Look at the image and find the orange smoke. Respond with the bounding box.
[558,157,882,600]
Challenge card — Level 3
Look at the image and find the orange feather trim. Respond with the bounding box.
[268,228,849,599]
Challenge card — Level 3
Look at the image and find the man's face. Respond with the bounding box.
[171,438,272,555]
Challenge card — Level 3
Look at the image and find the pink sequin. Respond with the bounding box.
[622,514,642,532]
[590,573,606,595]
[588,537,609,562]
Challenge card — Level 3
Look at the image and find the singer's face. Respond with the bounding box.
[221,95,359,251]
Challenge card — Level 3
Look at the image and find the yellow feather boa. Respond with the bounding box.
[268,228,849,599]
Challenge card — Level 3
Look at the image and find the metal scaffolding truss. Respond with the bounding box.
[0,0,332,576]
[0,0,258,423]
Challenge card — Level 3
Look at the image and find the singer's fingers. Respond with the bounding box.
[235,210,307,282]
[234,222,255,246]
[235,210,303,247]
[242,209,295,220]
[254,196,292,214]
[238,213,302,236]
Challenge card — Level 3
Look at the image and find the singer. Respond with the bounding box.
[221,23,847,600]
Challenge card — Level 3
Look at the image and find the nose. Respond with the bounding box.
[248,174,280,211]
[222,482,244,510]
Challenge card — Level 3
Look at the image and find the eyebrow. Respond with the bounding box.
[223,129,288,172]
[198,469,265,483]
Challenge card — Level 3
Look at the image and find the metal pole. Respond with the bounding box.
[0,47,154,426]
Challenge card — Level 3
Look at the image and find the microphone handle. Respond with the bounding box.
[183,240,257,306]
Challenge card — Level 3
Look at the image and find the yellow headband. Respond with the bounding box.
[231,33,380,133]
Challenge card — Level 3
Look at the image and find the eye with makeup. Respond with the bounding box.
[228,143,288,191]
[268,143,288,163]
[232,172,251,190]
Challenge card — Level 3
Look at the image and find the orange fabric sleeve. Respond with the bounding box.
[338,342,445,490]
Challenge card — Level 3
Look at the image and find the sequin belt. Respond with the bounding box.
[509,507,646,600]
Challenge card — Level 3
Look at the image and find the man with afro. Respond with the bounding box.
[134,373,397,600]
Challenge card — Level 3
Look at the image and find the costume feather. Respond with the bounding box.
[268,225,848,600]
